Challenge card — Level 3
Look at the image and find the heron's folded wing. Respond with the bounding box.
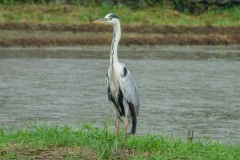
[121,70,139,115]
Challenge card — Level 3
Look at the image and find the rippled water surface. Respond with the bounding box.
[0,47,240,143]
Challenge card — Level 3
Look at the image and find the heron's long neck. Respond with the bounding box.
[110,22,121,68]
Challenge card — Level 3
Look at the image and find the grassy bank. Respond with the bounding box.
[0,123,240,159]
[0,4,240,26]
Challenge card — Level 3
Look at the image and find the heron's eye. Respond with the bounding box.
[109,17,112,20]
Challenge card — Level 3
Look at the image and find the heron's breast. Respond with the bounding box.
[108,65,122,97]
[108,76,120,96]
[109,80,119,96]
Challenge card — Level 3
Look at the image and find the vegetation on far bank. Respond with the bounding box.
[0,4,240,26]
[0,123,240,159]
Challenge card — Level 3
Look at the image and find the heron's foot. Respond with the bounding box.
[124,148,130,154]
[112,146,130,154]
[115,149,132,158]
[111,147,118,154]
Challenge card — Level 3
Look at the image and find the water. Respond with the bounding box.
[0,46,240,143]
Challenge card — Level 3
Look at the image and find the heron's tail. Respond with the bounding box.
[127,103,137,135]
[127,117,137,135]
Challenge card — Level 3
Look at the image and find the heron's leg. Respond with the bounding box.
[115,113,120,152]
[124,115,128,153]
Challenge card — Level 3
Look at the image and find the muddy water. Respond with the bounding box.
[0,46,240,143]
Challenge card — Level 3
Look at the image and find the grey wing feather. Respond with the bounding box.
[121,67,139,115]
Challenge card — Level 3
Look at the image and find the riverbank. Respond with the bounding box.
[1,123,239,159]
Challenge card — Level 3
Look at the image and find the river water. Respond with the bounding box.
[0,46,240,143]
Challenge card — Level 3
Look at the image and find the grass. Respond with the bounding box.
[0,4,240,26]
[0,122,240,159]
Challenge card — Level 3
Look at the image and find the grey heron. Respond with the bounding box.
[92,13,139,152]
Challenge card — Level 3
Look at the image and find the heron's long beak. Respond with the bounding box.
[92,18,107,24]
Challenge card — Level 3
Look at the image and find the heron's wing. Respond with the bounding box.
[120,66,139,116]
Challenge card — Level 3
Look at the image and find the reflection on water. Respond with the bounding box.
[0,56,240,143]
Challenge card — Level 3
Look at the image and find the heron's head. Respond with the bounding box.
[92,13,119,26]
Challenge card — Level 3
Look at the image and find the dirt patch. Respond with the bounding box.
[1,22,240,46]
[1,22,240,35]
[0,34,239,47]
[0,144,98,159]
[0,144,147,159]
